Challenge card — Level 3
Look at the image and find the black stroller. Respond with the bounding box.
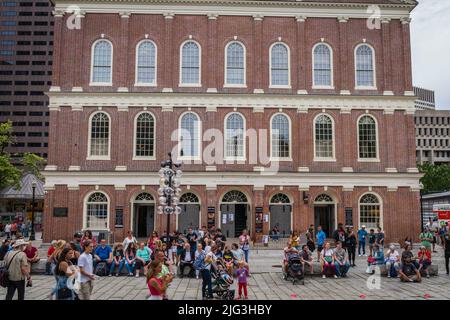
[282,252,305,285]
[210,259,235,300]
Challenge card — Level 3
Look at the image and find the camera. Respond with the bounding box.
[26,279,32,287]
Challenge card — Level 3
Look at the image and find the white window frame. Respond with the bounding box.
[269,112,292,161]
[357,114,380,162]
[312,42,334,90]
[134,39,157,87]
[89,39,113,86]
[358,192,383,231]
[83,191,110,231]
[87,111,111,161]
[179,40,202,87]
[354,43,377,90]
[269,42,291,89]
[224,41,247,88]
[178,111,202,161]
[313,113,336,161]
[133,111,156,160]
[224,112,246,161]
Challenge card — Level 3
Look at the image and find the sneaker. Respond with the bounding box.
[426,274,430,278]
[334,275,338,279]
[364,254,368,257]
[135,273,139,278]
[116,273,119,277]
[244,296,249,300]
[322,275,326,279]
[196,276,199,279]
[129,272,133,276]
[387,275,391,278]
[358,254,362,257]
[108,274,112,277]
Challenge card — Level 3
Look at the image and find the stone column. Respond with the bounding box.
[296,16,307,94]
[401,17,413,95]
[381,18,393,95]
[118,12,130,92]
[69,106,83,171]
[115,106,129,171]
[338,17,350,95]
[50,10,64,90]
[72,11,85,92]
[163,13,174,92]
[207,13,218,93]
[252,15,264,93]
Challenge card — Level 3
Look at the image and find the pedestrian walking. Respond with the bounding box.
[54,247,79,300]
[146,261,168,300]
[77,240,96,300]
[4,239,31,300]
[357,225,368,256]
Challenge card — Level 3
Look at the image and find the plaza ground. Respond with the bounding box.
[1,245,449,300]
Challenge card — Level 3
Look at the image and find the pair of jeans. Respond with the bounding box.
[110,259,125,274]
[201,269,213,298]
[358,240,366,255]
[5,280,25,300]
[243,249,249,263]
[125,260,136,274]
[334,262,350,277]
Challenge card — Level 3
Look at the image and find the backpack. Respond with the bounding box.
[194,252,206,271]
[94,261,108,277]
[0,251,20,288]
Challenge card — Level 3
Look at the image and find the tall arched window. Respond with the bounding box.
[313,43,332,87]
[134,112,155,158]
[358,115,378,159]
[271,113,290,158]
[179,112,201,159]
[136,40,156,85]
[91,40,112,84]
[225,41,245,86]
[359,193,382,229]
[355,44,375,88]
[225,113,245,159]
[270,43,290,87]
[314,114,334,159]
[88,112,110,158]
[180,41,200,85]
[85,192,109,230]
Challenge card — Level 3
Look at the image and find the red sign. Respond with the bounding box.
[438,210,450,220]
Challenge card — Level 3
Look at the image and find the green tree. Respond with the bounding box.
[418,162,450,194]
[0,121,45,189]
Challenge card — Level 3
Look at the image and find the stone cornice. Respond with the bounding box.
[46,91,416,112]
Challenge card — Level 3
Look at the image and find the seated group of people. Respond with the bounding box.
[366,243,432,282]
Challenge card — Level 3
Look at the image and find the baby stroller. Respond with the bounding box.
[283,252,305,285]
[211,259,235,300]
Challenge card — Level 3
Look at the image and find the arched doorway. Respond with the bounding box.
[220,191,250,238]
[177,192,200,234]
[269,193,292,237]
[313,194,336,238]
[132,192,155,238]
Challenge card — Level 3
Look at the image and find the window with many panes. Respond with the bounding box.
[271,113,290,158]
[225,113,245,159]
[225,42,245,86]
[358,115,378,159]
[359,193,381,229]
[134,112,155,158]
[179,112,200,158]
[89,112,110,158]
[355,44,375,88]
[270,43,289,87]
[314,114,334,159]
[136,41,156,85]
[180,41,200,85]
[313,43,332,87]
[85,192,109,230]
[91,40,112,84]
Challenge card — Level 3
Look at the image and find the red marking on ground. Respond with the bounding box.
[359,294,366,299]
[423,294,431,299]
[291,294,298,298]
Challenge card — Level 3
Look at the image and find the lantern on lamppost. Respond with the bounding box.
[157,152,182,257]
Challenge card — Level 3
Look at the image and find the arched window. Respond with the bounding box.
[135,192,154,202]
[91,40,112,84]
[136,40,156,85]
[225,42,245,86]
[355,44,375,88]
[359,193,381,229]
[270,193,291,204]
[225,113,245,159]
[134,112,155,158]
[222,190,248,203]
[180,192,200,203]
[270,43,290,87]
[314,114,334,159]
[179,112,201,158]
[180,41,200,85]
[313,43,332,87]
[358,115,378,159]
[85,192,109,230]
[271,113,290,158]
[88,112,110,158]
[314,194,334,203]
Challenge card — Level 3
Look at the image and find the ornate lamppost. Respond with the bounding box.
[157,152,182,257]
[29,181,36,241]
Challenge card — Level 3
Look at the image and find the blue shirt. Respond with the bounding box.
[317,230,326,245]
[357,229,368,241]
[95,245,112,260]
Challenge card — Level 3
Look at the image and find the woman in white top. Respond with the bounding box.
[321,242,337,279]
[122,231,137,253]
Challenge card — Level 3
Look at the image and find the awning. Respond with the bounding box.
[0,173,45,200]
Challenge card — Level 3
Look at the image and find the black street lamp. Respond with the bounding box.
[29,181,36,241]
[157,152,182,257]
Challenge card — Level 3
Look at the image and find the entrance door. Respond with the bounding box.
[134,205,154,238]
[178,204,200,234]
[220,204,235,238]
[269,205,292,237]
[314,205,334,238]
[234,204,247,237]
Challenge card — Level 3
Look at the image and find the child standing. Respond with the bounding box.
[235,261,249,299]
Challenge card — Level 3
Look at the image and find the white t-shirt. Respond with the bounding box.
[205,245,211,254]
[387,250,399,261]
[321,248,334,258]
[78,252,94,283]
[4,224,11,233]
[122,237,137,252]
[184,251,192,262]
[204,252,216,270]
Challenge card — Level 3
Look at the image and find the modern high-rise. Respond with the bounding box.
[413,86,435,111]
[0,0,54,160]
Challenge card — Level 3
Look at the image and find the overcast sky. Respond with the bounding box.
[411,0,450,109]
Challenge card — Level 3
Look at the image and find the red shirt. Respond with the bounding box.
[47,246,55,257]
[418,250,431,261]
[25,246,38,259]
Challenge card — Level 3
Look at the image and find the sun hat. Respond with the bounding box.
[12,239,29,248]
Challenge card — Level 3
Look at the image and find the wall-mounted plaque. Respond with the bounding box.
[53,207,68,217]
[345,207,353,227]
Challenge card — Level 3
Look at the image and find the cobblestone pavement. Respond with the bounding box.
[1,246,449,300]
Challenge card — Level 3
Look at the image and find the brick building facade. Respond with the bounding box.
[43,0,421,243]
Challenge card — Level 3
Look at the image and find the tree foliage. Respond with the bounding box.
[0,121,46,189]
[418,162,450,194]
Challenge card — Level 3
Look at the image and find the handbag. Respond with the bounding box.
[57,287,73,300]
[0,251,20,288]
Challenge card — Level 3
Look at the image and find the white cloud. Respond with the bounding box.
[411,0,450,109]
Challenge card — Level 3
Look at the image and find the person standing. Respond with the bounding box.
[316,226,326,262]
[235,261,249,300]
[444,228,450,275]
[194,243,205,279]
[4,223,11,240]
[357,225,368,256]
[10,222,17,240]
[146,261,168,300]
[201,244,217,300]
[419,227,434,252]
[346,227,357,267]
[305,225,315,253]
[54,247,79,300]
[376,227,385,248]
[239,229,251,263]
[185,228,198,255]
[368,229,377,256]
[77,240,96,300]
[4,239,31,300]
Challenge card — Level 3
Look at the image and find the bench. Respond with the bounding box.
[377,264,438,277]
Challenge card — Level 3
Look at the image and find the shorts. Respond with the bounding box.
[317,245,323,252]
